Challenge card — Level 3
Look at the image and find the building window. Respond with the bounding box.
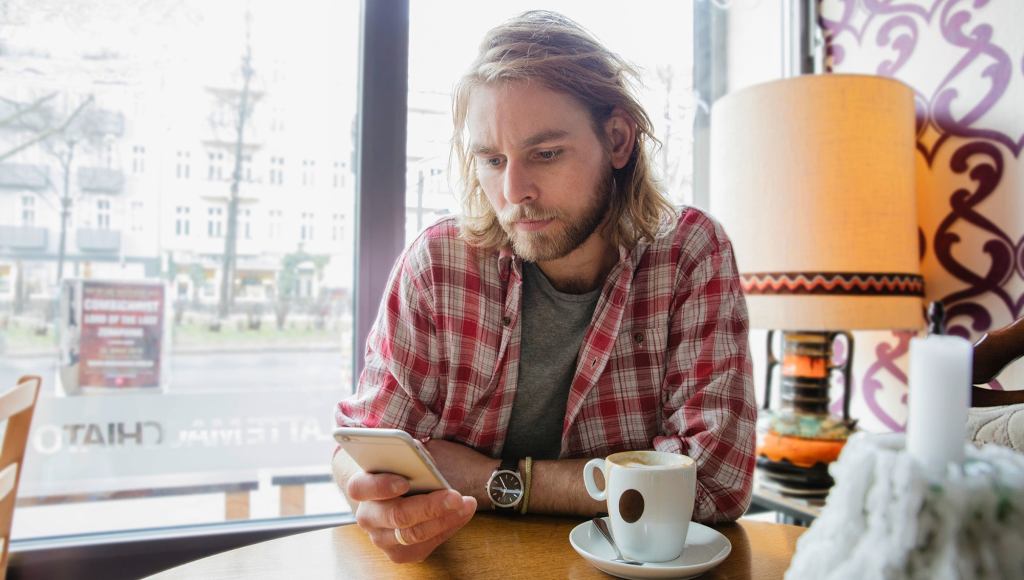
[300,212,314,241]
[20,195,35,226]
[130,200,144,231]
[332,213,343,241]
[103,141,115,169]
[207,206,223,237]
[268,209,283,239]
[176,150,191,179]
[175,206,191,237]
[270,106,285,132]
[131,145,146,174]
[241,208,252,239]
[207,151,225,181]
[243,154,253,182]
[332,161,344,188]
[269,156,285,185]
[301,159,315,187]
[97,198,111,230]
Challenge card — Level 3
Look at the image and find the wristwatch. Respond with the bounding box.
[486,457,524,512]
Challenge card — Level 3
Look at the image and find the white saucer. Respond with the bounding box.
[569,518,731,580]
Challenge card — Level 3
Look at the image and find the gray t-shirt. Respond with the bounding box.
[503,262,601,460]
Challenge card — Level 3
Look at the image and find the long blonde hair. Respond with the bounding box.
[452,10,676,252]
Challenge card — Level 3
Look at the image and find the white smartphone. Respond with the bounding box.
[334,427,452,495]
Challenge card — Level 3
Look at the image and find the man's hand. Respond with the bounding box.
[346,471,477,564]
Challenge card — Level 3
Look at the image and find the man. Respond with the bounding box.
[333,10,756,564]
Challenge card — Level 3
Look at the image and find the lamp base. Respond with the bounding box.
[756,456,833,498]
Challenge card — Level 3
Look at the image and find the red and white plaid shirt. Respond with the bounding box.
[337,207,756,522]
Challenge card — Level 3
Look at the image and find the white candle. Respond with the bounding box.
[906,335,972,479]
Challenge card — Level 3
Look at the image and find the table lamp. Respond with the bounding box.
[709,74,925,495]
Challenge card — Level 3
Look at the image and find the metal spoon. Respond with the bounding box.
[592,518,644,566]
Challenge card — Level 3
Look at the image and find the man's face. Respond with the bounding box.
[466,81,613,262]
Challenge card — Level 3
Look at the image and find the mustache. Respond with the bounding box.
[498,206,560,223]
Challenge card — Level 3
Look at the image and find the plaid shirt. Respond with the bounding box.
[337,207,756,522]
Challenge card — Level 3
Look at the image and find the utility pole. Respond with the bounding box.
[217,11,255,321]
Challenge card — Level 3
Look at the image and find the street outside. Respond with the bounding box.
[1,348,351,396]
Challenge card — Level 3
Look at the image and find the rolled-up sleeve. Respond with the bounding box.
[336,247,441,439]
[653,225,757,523]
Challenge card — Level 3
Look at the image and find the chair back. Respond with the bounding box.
[0,376,41,580]
[972,316,1024,407]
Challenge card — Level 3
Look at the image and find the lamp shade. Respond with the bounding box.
[709,74,923,331]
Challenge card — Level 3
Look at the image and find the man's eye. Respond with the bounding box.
[536,150,560,161]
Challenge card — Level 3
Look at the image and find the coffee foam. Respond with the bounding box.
[609,451,693,469]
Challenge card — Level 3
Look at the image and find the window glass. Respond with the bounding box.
[0,0,358,539]
[406,1,695,242]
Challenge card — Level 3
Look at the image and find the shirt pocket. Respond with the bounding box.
[600,327,668,449]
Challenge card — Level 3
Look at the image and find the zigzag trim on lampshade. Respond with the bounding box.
[741,272,925,296]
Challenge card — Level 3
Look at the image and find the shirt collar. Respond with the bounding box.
[496,239,650,283]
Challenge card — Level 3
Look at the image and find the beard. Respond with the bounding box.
[498,167,613,262]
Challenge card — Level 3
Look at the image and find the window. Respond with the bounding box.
[300,211,314,241]
[269,156,285,185]
[332,213,343,241]
[130,200,144,231]
[4,0,360,548]
[268,209,283,239]
[302,159,315,187]
[175,206,191,237]
[132,144,146,174]
[332,161,346,188]
[20,195,35,226]
[207,206,224,238]
[176,150,191,179]
[207,150,225,181]
[96,198,111,229]
[241,208,252,239]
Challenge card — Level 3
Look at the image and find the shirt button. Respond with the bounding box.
[634,333,644,344]
[502,316,511,326]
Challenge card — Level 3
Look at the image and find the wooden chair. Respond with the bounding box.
[972,317,1024,407]
[0,376,41,580]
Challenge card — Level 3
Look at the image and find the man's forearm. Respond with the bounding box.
[528,458,606,516]
[448,454,604,516]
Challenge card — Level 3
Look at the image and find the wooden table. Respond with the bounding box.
[147,514,805,579]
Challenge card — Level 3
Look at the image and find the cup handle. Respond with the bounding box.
[583,458,607,501]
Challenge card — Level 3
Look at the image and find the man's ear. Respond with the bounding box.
[604,108,636,170]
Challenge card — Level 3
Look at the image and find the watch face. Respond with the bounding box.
[488,470,523,508]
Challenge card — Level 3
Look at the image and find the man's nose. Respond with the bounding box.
[503,160,536,205]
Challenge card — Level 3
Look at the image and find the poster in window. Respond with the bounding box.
[59,279,167,393]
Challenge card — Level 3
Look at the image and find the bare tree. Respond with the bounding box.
[208,10,260,322]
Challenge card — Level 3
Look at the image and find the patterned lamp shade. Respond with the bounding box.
[709,74,924,331]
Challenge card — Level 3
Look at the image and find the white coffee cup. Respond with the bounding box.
[583,450,696,562]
